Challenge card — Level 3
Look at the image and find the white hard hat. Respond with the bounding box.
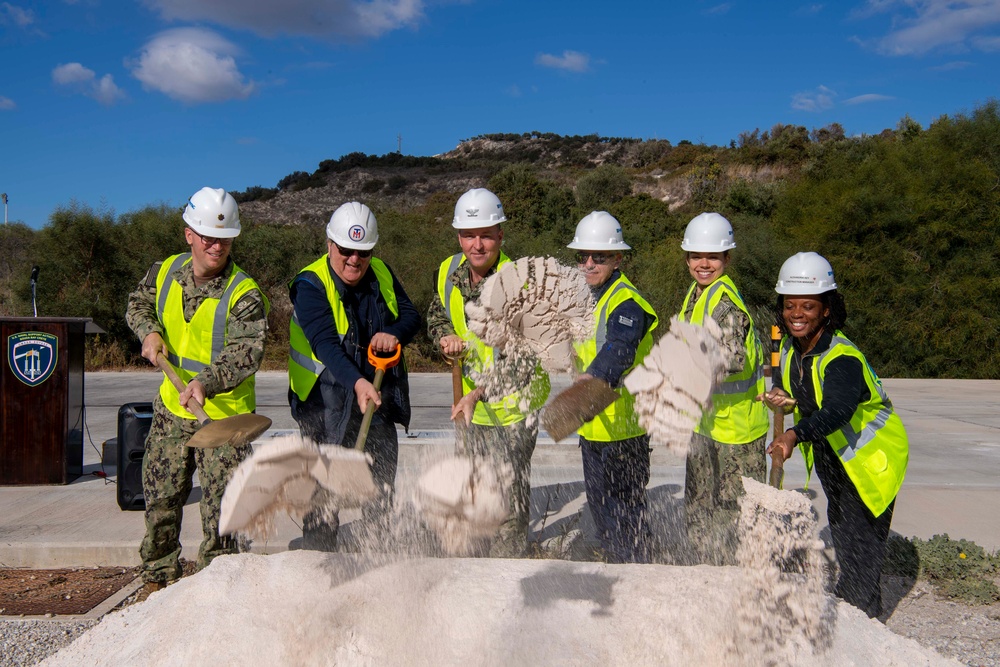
[183,187,240,238]
[567,211,631,251]
[681,212,735,252]
[453,188,507,229]
[327,202,378,250]
[775,252,838,295]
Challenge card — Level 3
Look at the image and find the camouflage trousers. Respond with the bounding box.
[465,419,538,558]
[140,396,251,584]
[684,432,766,565]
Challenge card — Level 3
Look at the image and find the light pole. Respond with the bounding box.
[1,193,6,225]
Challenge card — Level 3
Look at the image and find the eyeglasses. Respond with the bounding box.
[335,244,372,259]
[192,230,233,247]
[575,251,615,265]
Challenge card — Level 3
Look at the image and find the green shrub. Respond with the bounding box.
[884,534,1000,605]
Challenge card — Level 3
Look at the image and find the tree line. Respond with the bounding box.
[2,101,998,378]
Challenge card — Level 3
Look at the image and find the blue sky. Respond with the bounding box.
[2,0,999,228]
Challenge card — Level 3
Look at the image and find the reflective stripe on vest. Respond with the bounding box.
[779,333,909,517]
[574,274,658,441]
[677,276,769,444]
[287,255,399,401]
[154,254,264,420]
[436,252,550,426]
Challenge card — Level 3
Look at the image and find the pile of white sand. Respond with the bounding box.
[42,551,957,666]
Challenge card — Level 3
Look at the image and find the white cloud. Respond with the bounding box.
[930,59,974,69]
[1,2,34,26]
[705,3,733,15]
[0,96,15,110]
[861,0,1000,56]
[535,50,590,73]
[791,85,836,112]
[52,63,127,105]
[130,28,255,104]
[142,0,423,39]
[844,93,895,104]
[506,84,522,97]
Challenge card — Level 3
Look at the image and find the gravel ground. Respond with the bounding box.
[0,620,96,667]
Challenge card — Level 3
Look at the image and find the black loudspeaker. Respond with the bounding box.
[116,402,153,511]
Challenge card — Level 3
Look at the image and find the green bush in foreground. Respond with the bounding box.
[884,534,1000,605]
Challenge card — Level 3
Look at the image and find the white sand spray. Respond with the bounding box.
[219,435,377,540]
[623,316,730,454]
[465,255,593,374]
[413,456,509,555]
[731,477,837,664]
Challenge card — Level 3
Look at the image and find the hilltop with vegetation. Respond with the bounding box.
[1,102,998,377]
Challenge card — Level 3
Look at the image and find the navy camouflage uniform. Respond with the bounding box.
[579,269,656,563]
[683,294,767,565]
[427,259,546,558]
[126,259,268,584]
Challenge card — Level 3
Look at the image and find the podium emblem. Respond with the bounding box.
[7,332,58,387]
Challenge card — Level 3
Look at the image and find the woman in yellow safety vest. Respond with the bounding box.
[677,212,769,565]
[759,251,908,619]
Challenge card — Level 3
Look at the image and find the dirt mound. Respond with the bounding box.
[42,552,959,666]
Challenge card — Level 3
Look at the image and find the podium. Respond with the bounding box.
[0,317,97,485]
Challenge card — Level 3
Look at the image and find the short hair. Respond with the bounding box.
[773,290,848,336]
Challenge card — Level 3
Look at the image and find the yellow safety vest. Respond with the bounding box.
[780,333,908,517]
[436,252,550,426]
[678,275,769,444]
[574,273,658,441]
[155,253,267,420]
[288,255,399,401]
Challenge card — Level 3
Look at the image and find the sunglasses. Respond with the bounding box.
[334,244,372,259]
[191,230,233,247]
[575,251,615,265]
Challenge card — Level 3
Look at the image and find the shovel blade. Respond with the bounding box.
[542,378,619,442]
[186,414,272,449]
[315,446,378,509]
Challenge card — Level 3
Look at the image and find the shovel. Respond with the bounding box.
[156,353,272,449]
[413,350,510,554]
[316,343,401,508]
[765,398,796,489]
[542,376,619,443]
[446,351,469,453]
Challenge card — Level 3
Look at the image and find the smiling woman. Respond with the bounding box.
[761,251,909,619]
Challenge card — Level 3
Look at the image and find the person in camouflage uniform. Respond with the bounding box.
[676,213,769,565]
[427,188,549,558]
[126,187,269,592]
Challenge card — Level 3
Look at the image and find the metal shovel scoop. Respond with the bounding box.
[316,343,401,508]
[542,376,619,442]
[156,353,272,449]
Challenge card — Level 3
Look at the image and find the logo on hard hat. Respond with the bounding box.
[349,225,366,242]
[218,214,225,221]
[7,332,58,387]
[465,208,479,218]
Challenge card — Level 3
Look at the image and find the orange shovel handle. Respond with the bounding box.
[354,343,402,451]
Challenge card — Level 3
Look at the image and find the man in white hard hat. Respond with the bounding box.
[426,187,550,557]
[288,201,420,551]
[126,186,270,594]
[568,211,658,562]
[677,212,769,564]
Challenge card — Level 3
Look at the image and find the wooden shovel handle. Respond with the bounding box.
[155,353,211,425]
